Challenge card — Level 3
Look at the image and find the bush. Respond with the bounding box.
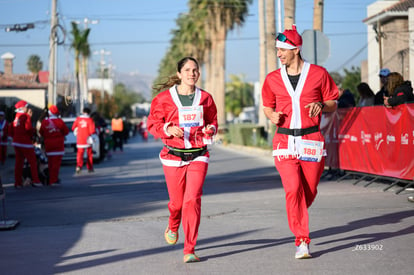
[225,124,271,149]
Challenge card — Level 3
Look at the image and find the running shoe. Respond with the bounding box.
[164,226,178,245]
[183,253,200,263]
[295,240,312,259]
[75,167,81,174]
[31,182,43,188]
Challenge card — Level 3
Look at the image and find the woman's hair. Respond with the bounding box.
[386,72,404,96]
[356,82,374,98]
[153,57,199,93]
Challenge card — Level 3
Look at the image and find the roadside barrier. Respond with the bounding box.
[321,103,414,194]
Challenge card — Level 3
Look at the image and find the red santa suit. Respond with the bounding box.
[39,106,69,185]
[0,113,8,165]
[147,85,217,255]
[262,62,338,245]
[72,113,96,171]
[9,101,41,187]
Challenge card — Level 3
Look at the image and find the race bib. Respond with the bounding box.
[178,106,204,127]
[297,139,324,162]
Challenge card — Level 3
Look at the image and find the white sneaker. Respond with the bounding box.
[295,240,312,259]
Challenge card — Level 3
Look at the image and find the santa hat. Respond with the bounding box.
[276,25,303,50]
[48,105,59,116]
[15,100,28,110]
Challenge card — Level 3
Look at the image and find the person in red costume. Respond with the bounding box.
[148,57,218,263]
[9,100,42,188]
[0,111,9,165]
[262,25,339,259]
[72,107,96,174]
[39,105,69,185]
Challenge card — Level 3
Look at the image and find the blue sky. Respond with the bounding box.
[0,0,377,83]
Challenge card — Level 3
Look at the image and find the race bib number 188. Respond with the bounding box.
[178,106,204,127]
[297,139,324,162]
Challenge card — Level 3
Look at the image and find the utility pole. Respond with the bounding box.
[313,0,324,31]
[47,0,57,107]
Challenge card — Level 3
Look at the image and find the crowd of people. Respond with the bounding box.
[0,100,148,187]
[338,68,414,109]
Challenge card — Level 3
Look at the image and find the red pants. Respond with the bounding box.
[14,146,40,186]
[47,154,63,184]
[163,161,208,254]
[274,156,325,245]
[0,145,6,164]
[76,147,93,170]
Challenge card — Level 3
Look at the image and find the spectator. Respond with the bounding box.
[374,68,390,105]
[91,111,107,160]
[138,116,148,142]
[39,105,69,185]
[384,72,414,107]
[337,88,356,108]
[0,110,9,165]
[72,107,96,174]
[9,100,42,188]
[111,113,124,152]
[357,82,375,107]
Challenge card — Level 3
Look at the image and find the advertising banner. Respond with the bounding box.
[321,104,414,180]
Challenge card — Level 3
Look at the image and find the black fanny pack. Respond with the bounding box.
[277,125,319,136]
[165,145,207,161]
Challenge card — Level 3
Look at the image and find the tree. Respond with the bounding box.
[70,22,91,114]
[113,83,142,118]
[341,66,361,102]
[189,0,252,126]
[27,54,43,74]
[225,74,254,119]
[284,0,296,28]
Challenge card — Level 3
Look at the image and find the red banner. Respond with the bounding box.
[321,103,414,180]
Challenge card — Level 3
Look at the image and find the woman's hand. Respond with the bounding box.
[204,125,215,137]
[383,96,391,108]
[167,125,184,138]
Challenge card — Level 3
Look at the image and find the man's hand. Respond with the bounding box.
[305,102,323,117]
[263,107,285,125]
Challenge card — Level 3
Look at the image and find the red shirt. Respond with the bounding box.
[72,114,96,148]
[262,62,338,155]
[9,111,35,148]
[39,116,69,155]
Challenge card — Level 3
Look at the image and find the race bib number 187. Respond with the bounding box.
[178,106,204,127]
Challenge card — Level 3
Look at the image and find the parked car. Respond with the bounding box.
[62,117,101,162]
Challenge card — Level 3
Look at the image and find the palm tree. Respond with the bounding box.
[190,0,252,127]
[284,0,296,28]
[27,54,43,74]
[70,22,90,114]
[258,0,276,126]
[225,74,254,119]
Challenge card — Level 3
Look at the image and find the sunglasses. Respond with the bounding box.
[276,33,296,46]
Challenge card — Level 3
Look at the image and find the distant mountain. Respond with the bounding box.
[114,71,154,100]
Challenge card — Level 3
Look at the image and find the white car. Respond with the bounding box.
[62,117,100,162]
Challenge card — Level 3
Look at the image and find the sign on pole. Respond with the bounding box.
[301,29,330,65]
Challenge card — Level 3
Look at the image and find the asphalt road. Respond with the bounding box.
[0,136,413,275]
